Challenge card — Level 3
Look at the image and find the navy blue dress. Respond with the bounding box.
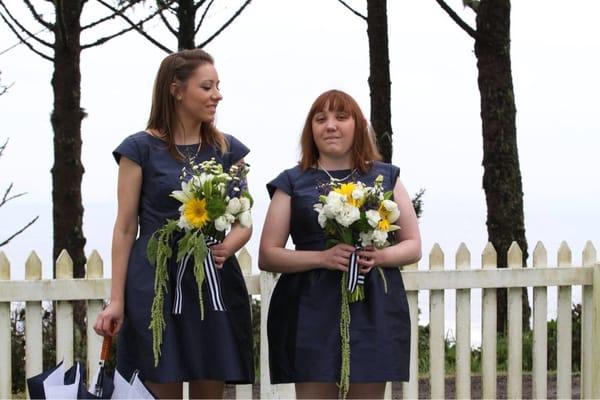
[113,131,254,384]
[266,162,410,383]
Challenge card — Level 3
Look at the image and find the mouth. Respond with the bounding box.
[207,104,217,112]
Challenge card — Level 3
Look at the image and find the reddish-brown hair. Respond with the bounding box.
[299,90,382,173]
[147,49,227,159]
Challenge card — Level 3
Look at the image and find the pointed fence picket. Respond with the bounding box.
[0,241,599,399]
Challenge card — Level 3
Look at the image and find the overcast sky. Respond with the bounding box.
[1,0,599,340]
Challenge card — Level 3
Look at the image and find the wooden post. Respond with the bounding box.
[25,251,43,398]
[557,241,572,399]
[507,242,523,399]
[429,244,445,399]
[481,243,497,399]
[532,242,548,399]
[581,242,597,399]
[86,250,104,384]
[56,250,74,367]
[236,247,253,399]
[592,260,600,398]
[402,262,419,399]
[0,252,11,398]
[455,243,471,399]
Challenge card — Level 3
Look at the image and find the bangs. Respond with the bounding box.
[310,90,357,115]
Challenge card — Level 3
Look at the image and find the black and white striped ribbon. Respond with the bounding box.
[172,237,226,315]
[347,246,365,293]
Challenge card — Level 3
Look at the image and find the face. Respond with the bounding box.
[311,108,356,159]
[173,63,222,123]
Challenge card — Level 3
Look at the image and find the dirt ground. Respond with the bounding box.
[223,373,581,399]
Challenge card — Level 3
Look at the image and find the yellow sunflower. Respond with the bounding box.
[183,198,210,228]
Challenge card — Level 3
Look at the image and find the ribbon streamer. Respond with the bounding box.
[347,246,364,294]
[172,237,226,314]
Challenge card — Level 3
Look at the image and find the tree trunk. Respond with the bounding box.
[366,0,393,162]
[475,0,530,334]
[177,0,197,50]
[50,0,87,361]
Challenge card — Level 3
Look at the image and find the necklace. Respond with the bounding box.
[175,142,201,163]
[317,160,357,182]
[175,130,202,163]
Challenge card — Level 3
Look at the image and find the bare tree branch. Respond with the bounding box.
[81,0,142,31]
[0,183,27,208]
[434,0,477,39]
[194,0,208,11]
[0,79,11,96]
[158,6,178,37]
[0,10,53,61]
[0,138,7,156]
[82,4,165,49]
[336,0,367,21]
[96,0,173,53]
[197,0,251,48]
[23,0,54,30]
[0,216,39,247]
[0,1,54,48]
[195,0,215,35]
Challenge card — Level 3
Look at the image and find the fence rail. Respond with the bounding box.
[1,240,599,399]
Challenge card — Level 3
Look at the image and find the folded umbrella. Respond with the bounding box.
[27,360,113,399]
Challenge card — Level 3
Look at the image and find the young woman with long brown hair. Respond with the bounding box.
[94,49,254,398]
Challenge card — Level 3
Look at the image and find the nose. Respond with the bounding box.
[212,89,223,101]
[325,117,337,131]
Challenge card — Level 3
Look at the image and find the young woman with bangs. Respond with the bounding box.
[259,90,421,399]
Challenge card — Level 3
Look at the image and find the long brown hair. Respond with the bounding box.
[299,90,382,173]
[147,49,227,159]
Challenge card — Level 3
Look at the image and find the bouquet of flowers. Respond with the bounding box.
[313,174,400,397]
[146,158,252,366]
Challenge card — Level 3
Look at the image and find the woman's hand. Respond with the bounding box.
[357,246,387,273]
[210,242,232,268]
[321,243,356,272]
[93,300,124,337]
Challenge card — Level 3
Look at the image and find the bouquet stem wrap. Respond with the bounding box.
[347,245,365,303]
[173,236,225,315]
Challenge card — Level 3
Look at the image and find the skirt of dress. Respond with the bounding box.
[116,237,254,383]
[267,267,410,383]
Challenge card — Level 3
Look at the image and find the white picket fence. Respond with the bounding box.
[1,240,600,399]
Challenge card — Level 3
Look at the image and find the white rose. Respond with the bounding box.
[239,210,252,228]
[335,204,360,227]
[324,195,344,217]
[214,216,230,232]
[365,209,381,228]
[240,197,251,212]
[359,231,373,247]
[372,229,388,247]
[225,213,235,223]
[226,197,242,215]
[352,187,365,201]
[327,191,345,205]
[317,210,328,228]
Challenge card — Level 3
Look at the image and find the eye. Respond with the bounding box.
[313,114,326,123]
[337,112,349,120]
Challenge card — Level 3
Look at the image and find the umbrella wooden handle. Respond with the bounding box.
[100,335,112,361]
